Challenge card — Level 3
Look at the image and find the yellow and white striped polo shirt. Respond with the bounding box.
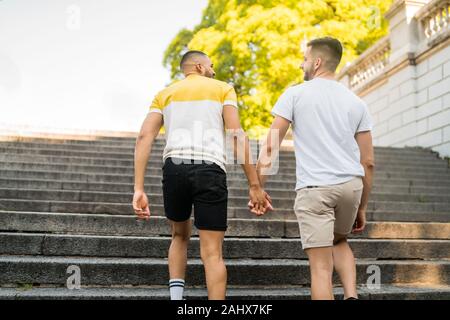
[149,74,238,171]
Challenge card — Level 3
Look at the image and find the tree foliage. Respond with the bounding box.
[163,0,392,135]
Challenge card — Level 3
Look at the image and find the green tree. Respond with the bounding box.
[164,0,392,136]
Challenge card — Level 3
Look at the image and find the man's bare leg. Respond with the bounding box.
[305,246,334,300]
[199,229,227,300]
[168,220,191,280]
[333,234,358,299]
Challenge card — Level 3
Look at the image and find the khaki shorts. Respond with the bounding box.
[294,177,363,250]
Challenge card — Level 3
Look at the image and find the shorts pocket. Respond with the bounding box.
[353,186,363,210]
[194,170,227,203]
[351,178,364,208]
[162,171,179,195]
[294,189,326,214]
[162,160,182,194]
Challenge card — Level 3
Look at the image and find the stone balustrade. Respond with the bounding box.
[416,0,450,46]
[338,0,450,158]
[341,37,391,91]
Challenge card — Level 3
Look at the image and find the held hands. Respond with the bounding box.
[248,185,273,216]
[132,190,151,221]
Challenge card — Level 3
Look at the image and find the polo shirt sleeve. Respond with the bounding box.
[223,85,238,109]
[149,93,163,115]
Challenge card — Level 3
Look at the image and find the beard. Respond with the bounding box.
[205,71,215,78]
[303,70,312,81]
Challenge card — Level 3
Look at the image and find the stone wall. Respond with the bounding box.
[338,0,450,158]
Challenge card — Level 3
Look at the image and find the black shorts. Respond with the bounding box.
[162,157,228,231]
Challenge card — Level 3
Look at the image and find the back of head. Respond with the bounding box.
[180,50,215,79]
[307,37,343,73]
[180,50,207,70]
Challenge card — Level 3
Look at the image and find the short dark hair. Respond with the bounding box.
[180,50,207,69]
[307,37,343,72]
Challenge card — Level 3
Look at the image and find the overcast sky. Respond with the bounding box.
[0,0,208,132]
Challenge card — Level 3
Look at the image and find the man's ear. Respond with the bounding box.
[196,64,203,74]
[314,57,322,71]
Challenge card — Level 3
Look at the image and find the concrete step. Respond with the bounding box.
[0,153,442,170]
[1,233,448,260]
[2,136,432,151]
[2,178,450,199]
[10,151,429,167]
[1,162,449,180]
[0,255,448,286]
[2,177,449,197]
[1,211,448,239]
[1,153,447,168]
[0,137,146,146]
[1,284,449,300]
[0,142,443,161]
[1,170,449,188]
[370,200,450,213]
[0,140,257,149]
[1,199,449,222]
[3,138,440,161]
[0,141,438,157]
[0,138,253,147]
[364,210,450,222]
[2,212,449,240]
[2,188,450,212]
[0,140,436,153]
[0,148,444,169]
[0,146,443,164]
[0,146,259,160]
[1,187,450,206]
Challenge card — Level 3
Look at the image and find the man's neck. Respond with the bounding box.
[184,72,201,78]
[313,70,336,81]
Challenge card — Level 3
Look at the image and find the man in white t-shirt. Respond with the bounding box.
[256,37,375,300]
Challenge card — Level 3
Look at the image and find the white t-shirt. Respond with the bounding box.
[272,78,373,190]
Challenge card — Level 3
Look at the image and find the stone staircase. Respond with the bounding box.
[0,136,449,300]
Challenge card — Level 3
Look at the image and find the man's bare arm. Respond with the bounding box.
[134,113,163,191]
[353,131,375,233]
[223,105,270,214]
[133,112,163,219]
[257,116,291,188]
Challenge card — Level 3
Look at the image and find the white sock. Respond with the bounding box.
[169,279,185,300]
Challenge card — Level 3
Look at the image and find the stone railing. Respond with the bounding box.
[338,0,450,93]
[338,36,391,91]
[416,0,450,46]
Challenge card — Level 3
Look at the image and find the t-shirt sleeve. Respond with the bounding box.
[149,94,163,114]
[223,85,238,108]
[271,88,294,122]
[357,102,373,133]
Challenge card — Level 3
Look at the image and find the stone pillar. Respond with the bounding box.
[385,0,429,64]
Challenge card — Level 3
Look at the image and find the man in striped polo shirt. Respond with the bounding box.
[133,51,272,300]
